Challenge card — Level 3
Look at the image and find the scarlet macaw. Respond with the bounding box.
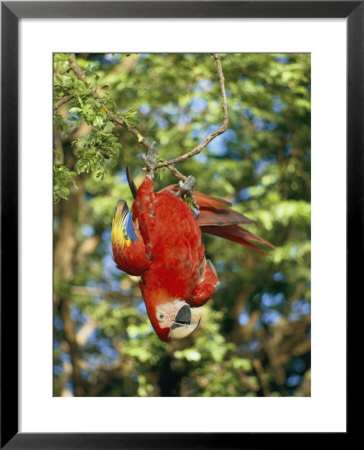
[112,170,273,342]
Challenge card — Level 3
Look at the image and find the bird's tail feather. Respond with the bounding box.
[201,225,275,253]
[126,166,137,199]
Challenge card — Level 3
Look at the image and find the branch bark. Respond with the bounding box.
[54,94,75,111]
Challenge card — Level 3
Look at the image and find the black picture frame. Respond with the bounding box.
[1,1,357,448]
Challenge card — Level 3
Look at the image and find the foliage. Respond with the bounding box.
[53,53,311,397]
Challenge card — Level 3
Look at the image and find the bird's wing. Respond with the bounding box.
[112,200,150,276]
[160,184,273,251]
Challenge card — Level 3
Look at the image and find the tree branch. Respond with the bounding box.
[68,54,153,151]
[165,164,187,181]
[65,53,229,182]
[54,94,75,111]
[153,53,229,170]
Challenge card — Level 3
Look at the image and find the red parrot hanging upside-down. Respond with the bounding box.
[111,169,273,342]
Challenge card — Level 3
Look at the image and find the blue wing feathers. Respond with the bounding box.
[115,200,138,244]
[125,211,138,243]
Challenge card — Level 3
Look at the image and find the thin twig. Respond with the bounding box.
[54,94,75,111]
[153,53,229,170]
[166,165,187,181]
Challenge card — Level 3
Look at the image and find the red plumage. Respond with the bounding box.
[134,177,205,301]
[112,174,273,342]
[160,184,274,253]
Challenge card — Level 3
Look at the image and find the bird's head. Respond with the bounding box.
[145,297,201,343]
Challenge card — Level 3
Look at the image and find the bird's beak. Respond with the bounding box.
[169,304,201,339]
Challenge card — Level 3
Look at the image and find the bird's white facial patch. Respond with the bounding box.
[156,300,186,328]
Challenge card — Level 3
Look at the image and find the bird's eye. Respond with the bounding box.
[157,312,165,321]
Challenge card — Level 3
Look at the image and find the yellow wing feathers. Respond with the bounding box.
[112,200,137,249]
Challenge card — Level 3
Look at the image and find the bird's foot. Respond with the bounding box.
[142,141,158,178]
[177,175,196,199]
